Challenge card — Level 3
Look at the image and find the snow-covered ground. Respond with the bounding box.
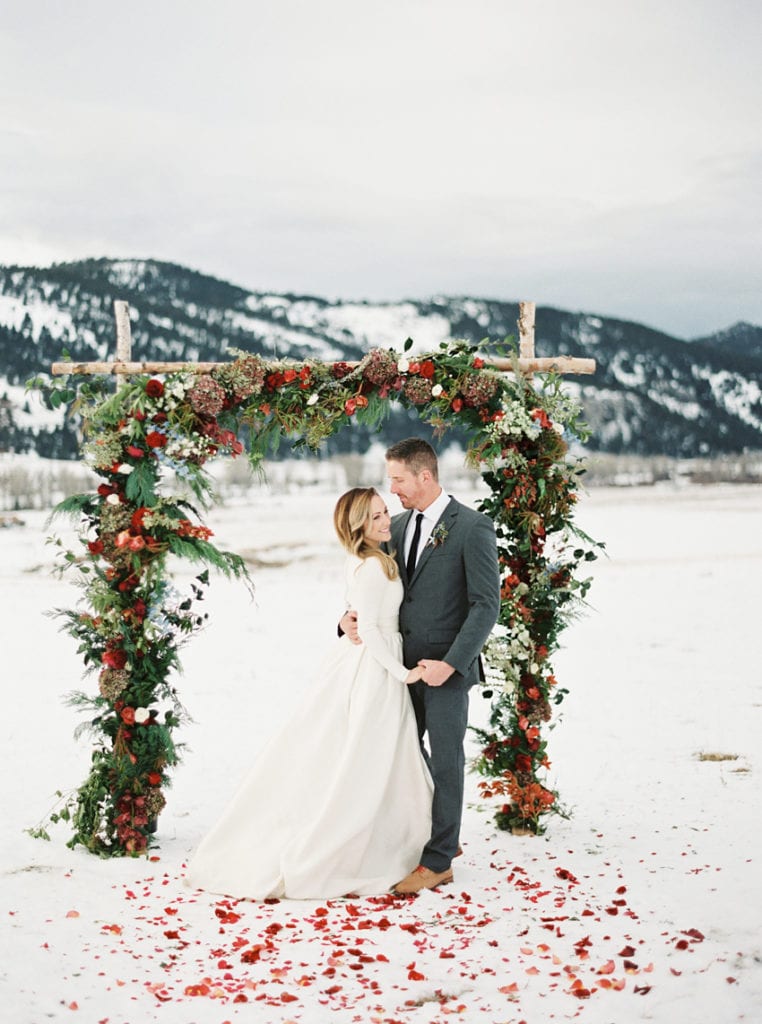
[2,482,761,1023]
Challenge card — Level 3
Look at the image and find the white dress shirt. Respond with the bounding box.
[402,488,451,568]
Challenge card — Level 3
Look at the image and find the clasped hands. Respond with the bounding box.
[340,610,453,688]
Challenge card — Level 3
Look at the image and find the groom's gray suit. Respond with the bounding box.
[390,497,500,873]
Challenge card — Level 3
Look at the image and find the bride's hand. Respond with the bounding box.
[404,665,425,685]
[339,609,362,645]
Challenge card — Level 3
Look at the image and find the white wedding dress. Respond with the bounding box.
[184,555,433,900]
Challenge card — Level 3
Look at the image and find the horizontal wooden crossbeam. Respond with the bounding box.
[50,355,596,376]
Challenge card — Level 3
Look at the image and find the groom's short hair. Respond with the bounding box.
[385,438,439,480]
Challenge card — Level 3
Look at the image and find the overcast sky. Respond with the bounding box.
[1,0,759,337]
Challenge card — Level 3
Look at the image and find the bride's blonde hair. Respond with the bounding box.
[333,487,399,580]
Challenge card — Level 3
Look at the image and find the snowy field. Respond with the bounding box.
[1,481,761,1023]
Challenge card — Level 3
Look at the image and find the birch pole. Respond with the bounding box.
[113,300,133,389]
[518,301,536,379]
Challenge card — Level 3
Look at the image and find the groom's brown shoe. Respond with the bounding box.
[392,864,454,895]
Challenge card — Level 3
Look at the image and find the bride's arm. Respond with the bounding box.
[351,558,414,683]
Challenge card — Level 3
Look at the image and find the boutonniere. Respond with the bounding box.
[427,523,449,549]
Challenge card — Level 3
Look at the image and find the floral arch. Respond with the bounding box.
[31,322,599,856]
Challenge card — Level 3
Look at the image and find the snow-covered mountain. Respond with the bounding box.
[1,257,760,459]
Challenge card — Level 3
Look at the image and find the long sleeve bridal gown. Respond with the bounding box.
[184,555,433,900]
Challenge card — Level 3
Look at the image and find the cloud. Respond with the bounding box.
[0,1,759,335]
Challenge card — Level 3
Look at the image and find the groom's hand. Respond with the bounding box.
[340,609,362,645]
[418,659,454,687]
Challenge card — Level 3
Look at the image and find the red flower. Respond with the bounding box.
[451,398,463,413]
[283,368,297,383]
[102,649,128,670]
[132,599,147,620]
[130,507,148,532]
[515,754,532,773]
[344,398,357,416]
[419,360,436,379]
[145,431,167,448]
[97,484,115,497]
[132,410,146,422]
[147,772,162,786]
[145,379,164,398]
[332,361,352,379]
[531,408,552,430]
[88,539,104,555]
[355,395,369,409]
[125,445,145,458]
[473,357,485,369]
[121,706,136,725]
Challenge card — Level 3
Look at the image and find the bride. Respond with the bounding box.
[184,487,434,899]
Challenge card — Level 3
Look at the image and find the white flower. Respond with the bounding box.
[431,384,444,397]
[116,463,133,475]
[105,493,121,505]
[134,707,151,724]
[306,393,319,406]
[397,357,410,373]
[553,421,565,435]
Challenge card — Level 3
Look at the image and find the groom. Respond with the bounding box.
[343,438,500,894]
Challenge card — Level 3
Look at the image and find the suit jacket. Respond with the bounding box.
[389,497,500,687]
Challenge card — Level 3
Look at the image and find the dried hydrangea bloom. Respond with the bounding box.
[188,375,226,416]
[98,668,131,702]
[403,376,433,405]
[362,348,400,386]
[461,371,499,408]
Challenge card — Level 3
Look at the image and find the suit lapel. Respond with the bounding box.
[390,510,413,583]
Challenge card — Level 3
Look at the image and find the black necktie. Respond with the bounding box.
[406,512,424,579]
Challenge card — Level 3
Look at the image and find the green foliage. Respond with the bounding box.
[125,460,158,505]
